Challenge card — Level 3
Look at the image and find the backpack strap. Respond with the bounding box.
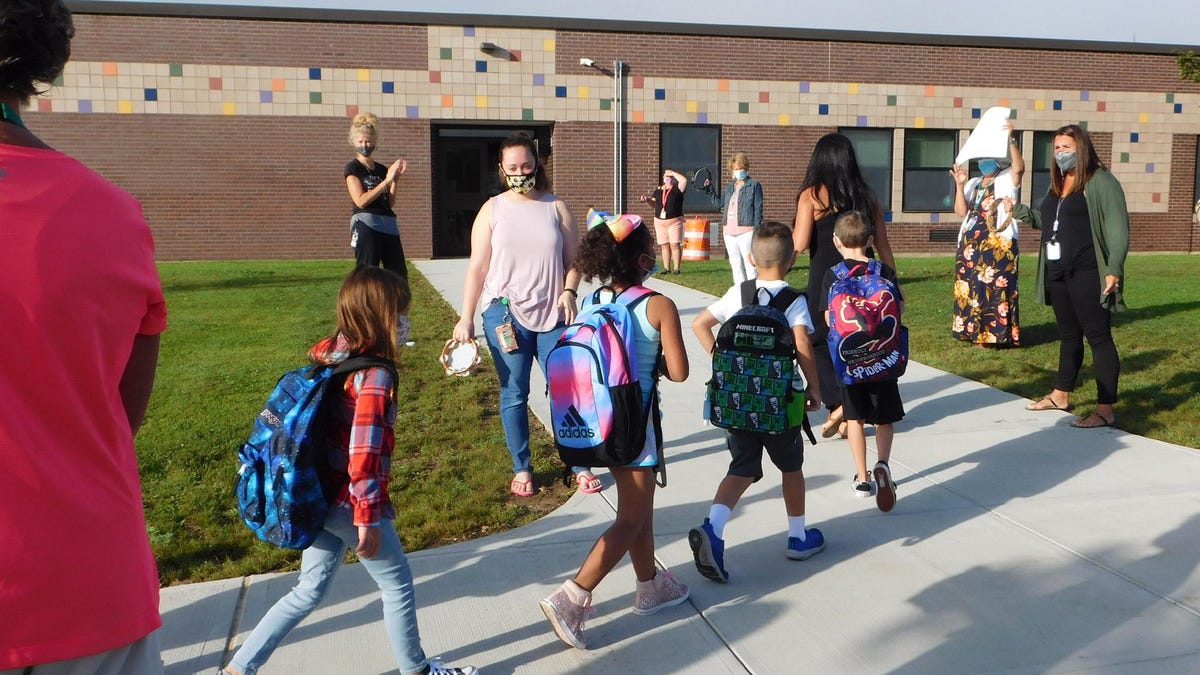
[765,286,802,314]
[586,284,659,310]
[738,279,758,307]
[332,355,398,397]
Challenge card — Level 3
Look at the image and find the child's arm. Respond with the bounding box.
[346,367,396,558]
[692,309,720,355]
[649,295,689,382]
[791,325,822,411]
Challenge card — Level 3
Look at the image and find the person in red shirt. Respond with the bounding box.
[1,2,166,672]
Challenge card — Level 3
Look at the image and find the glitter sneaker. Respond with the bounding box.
[633,569,690,615]
[539,583,592,649]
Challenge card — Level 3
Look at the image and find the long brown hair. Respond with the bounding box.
[315,266,411,363]
[497,132,549,191]
[1050,124,1104,197]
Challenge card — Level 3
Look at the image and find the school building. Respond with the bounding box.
[30,3,1200,260]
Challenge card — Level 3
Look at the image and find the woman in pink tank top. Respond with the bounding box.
[452,133,602,497]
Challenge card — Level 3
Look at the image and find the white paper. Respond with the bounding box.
[955,107,1011,165]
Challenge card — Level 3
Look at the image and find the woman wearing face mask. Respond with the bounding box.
[345,112,409,277]
[702,153,763,283]
[949,123,1024,346]
[452,133,602,497]
[1012,124,1129,429]
[639,168,689,274]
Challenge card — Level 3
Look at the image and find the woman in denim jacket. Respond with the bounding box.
[703,153,764,283]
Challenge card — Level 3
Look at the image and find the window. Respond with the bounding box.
[660,124,721,212]
[1194,136,1200,217]
[903,129,956,212]
[1031,131,1055,210]
[968,135,1022,178]
[840,128,893,211]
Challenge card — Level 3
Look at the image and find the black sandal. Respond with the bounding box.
[1025,395,1072,412]
[1070,412,1115,428]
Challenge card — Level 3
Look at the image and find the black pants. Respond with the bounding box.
[805,296,843,412]
[1046,267,1119,403]
[352,221,408,278]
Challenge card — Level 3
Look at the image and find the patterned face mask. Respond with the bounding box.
[505,172,537,194]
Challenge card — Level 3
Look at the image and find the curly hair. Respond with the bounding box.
[347,112,379,146]
[574,220,654,286]
[0,0,74,102]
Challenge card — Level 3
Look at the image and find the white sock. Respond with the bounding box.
[788,515,807,540]
[707,504,732,539]
[563,579,591,604]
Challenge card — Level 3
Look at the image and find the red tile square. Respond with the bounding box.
[1096,101,1106,112]
[209,77,223,90]
[953,97,963,108]
[509,49,521,62]
[429,71,441,84]
[632,76,644,89]
[38,99,52,112]
[759,91,770,103]
[345,105,359,118]
[1152,192,1162,203]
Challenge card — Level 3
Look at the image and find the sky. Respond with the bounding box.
[80,0,1200,49]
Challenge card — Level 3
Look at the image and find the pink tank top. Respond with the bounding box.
[482,192,566,332]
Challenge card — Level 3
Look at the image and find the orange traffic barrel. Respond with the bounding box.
[682,217,710,261]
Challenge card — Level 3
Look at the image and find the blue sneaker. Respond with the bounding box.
[688,519,729,583]
[786,527,826,560]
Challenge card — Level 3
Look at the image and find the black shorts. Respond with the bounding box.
[841,380,905,425]
[725,427,805,481]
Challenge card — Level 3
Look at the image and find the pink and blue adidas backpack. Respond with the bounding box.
[547,285,659,468]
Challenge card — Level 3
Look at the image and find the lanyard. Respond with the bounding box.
[1051,195,1065,243]
[0,102,26,129]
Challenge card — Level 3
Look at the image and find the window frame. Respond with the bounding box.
[839,127,894,212]
[902,128,958,213]
[1031,131,1056,210]
[659,123,722,214]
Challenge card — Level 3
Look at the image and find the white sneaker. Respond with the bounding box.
[873,461,896,512]
[427,657,478,675]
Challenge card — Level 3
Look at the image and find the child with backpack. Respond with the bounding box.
[224,267,475,675]
[540,210,690,649]
[688,221,825,583]
[818,211,906,512]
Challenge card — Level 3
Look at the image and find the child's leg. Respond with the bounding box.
[780,469,806,517]
[875,423,894,464]
[574,467,656,590]
[846,419,869,481]
[357,521,429,675]
[713,475,755,510]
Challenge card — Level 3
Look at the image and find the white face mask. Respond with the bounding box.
[732,169,748,181]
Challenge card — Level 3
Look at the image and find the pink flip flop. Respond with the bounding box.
[510,477,534,497]
[575,472,603,495]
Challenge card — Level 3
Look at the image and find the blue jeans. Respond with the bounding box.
[228,507,427,675]
[481,299,568,474]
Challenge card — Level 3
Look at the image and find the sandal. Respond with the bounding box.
[821,406,845,438]
[510,477,535,497]
[838,421,848,439]
[1025,395,1072,412]
[575,472,603,495]
[1070,412,1115,428]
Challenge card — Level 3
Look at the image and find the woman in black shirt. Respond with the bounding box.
[640,168,689,274]
[344,113,408,277]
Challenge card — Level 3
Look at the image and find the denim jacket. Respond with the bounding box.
[704,177,763,227]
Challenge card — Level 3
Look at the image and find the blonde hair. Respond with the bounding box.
[348,112,379,146]
[833,211,872,248]
[750,221,794,268]
[729,153,750,171]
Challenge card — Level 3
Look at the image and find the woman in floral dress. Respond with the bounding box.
[950,132,1024,346]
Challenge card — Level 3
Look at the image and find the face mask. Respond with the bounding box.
[732,169,748,181]
[505,172,537,194]
[977,159,998,175]
[1054,151,1077,172]
[395,315,411,346]
[356,145,374,157]
[664,177,676,188]
[638,253,661,281]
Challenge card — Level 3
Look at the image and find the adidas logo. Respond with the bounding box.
[557,405,596,439]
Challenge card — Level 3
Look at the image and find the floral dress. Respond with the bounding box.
[953,175,1020,345]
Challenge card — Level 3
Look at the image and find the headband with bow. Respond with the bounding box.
[586,208,643,243]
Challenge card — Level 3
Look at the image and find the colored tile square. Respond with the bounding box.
[1010,109,1018,118]
[78,100,92,113]
[476,95,488,108]
[738,101,749,114]
[818,103,829,115]
[953,97,963,108]
[924,85,936,96]
[1053,100,1062,110]
[633,76,644,89]
[1139,112,1149,123]
[1096,101,1106,112]
[38,99,51,113]
[169,63,183,77]
[632,110,645,123]
[475,60,487,73]
[259,90,272,103]
[857,115,868,127]
[357,69,370,82]
[848,83,859,95]
[144,88,157,102]
[103,62,118,76]
[1080,121,1088,129]
[998,97,1009,107]
[440,47,453,59]
[1152,192,1162,203]
[543,39,555,52]
[883,211,893,223]
[686,100,698,113]
[778,113,790,126]
[209,77,222,90]
[1080,90,1089,101]
[697,112,708,124]
[971,108,981,119]
[717,79,729,92]
[1145,163,1155,173]
[309,91,322,104]
[118,100,132,114]
[1130,132,1139,143]
[1034,99,1044,111]
[522,108,534,121]
[382,81,394,94]
[309,67,321,80]
[345,105,358,119]
[799,82,810,93]
[1174,103,1183,113]
[430,71,441,84]
[555,85,567,98]
[600,98,610,111]
[759,91,770,103]
[406,105,419,118]
[1119,152,1129,162]
[1166,93,1174,103]
[463,26,475,37]
[272,79,286,92]
[887,95,897,106]
[578,86,589,99]
[51,74,63,86]
[510,50,521,62]
[441,94,454,107]
[654,88,666,101]
[533,73,544,86]
[930,212,941,223]
[914,116,926,128]
[222,102,236,115]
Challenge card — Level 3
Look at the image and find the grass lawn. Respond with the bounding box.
[664,254,1200,450]
[142,260,573,585]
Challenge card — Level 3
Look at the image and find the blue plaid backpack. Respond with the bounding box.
[235,356,395,549]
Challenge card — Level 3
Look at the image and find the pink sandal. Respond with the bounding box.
[575,472,603,495]
[510,477,534,497]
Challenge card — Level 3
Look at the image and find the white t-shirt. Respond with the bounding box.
[707,279,814,333]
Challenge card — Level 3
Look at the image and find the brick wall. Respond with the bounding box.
[27,113,432,260]
[1135,134,1200,252]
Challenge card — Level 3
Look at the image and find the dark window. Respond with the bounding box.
[1031,131,1055,210]
[903,129,957,212]
[1194,136,1200,217]
[840,128,893,211]
[660,124,721,212]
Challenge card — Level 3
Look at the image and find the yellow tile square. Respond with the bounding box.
[914,116,926,128]
[848,83,859,95]
[1139,112,1149,123]
[118,100,133,114]
[476,94,488,108]
[686,100,698,113]
[543,39,555,52]
[1034,99,1045,111]
[357,69,370,82]
[778,113,790,126]
[578,86,589,99]
[222,102,237,115]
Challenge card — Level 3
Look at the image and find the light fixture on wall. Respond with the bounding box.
[480,42,499,54]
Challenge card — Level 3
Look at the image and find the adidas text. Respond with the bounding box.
[558,427,596,439]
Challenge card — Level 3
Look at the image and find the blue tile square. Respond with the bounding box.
[309,67,321,80]
[382,81,394,94]
[799,82,810,93]
[1053,100,1062,110]
[1080,90,1089,101]
[1130,132,1139,143]
[78,99,92,113]
[533,73,544,86]
[555,85,567,98]
[971,108,981,119]
[1146,163,1155,173]
[883,211,893,223]
[697,112,708,123]
[1174,103,1183,113]
[476,60,487,73]
[406,105,419,118]
[463,26,475,37]
[857,115,868,126]
[654,88,666,100]
[259,90,272,103]
[818,104,829,115]
[144,88,157,102]
[930,212,940,223]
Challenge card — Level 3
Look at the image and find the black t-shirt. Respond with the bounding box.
[651,185,685,219]
[817,259,902,316]
[344,160,395,217]
[1040,191,1094,276]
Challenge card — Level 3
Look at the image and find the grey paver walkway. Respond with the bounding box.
[161,259,1200,674]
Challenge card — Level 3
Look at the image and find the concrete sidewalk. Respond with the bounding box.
[161,259,1200,674]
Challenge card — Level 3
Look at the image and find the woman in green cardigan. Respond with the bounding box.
[1011,124,1129,428]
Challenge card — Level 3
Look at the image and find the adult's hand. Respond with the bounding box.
[356,526,380,559]
[558,291,578,324]
[385,159,406,182]
[452,317,474,342]
[950,163,968,186]
[1102,274,1120,296]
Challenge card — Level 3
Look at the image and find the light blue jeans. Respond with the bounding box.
[481,299,578,475]
[228,507,427,675]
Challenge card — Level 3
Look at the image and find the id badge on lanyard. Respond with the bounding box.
[1047,197,1064,261]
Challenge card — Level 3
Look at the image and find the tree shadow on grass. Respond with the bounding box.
[165,269,348,293]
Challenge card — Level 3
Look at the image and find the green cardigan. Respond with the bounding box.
[1011,168,1129,311]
